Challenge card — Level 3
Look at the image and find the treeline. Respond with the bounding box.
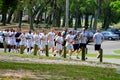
[0,0,120,30]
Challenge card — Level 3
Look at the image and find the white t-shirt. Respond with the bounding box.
[11,32,16,40]
[47,32,55,41]
[26,33,33,42]
[40,33,47,44]
[61,30,68,38]
[93,32,104,44]
[19,33,26,44]
[65,34,74,45]
[3,31,9,43]
[33,34,40,45]
[55,36,63,45]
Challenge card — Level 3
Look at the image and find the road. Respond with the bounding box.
[0,40,120,56]
[0,40,120,65]
[87,40,120,55]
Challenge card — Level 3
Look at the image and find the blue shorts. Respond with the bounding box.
[16,42,20,47]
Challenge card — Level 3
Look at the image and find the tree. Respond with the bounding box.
[0,0,18,25]
[110,1,120,24]
[80,0,96,29]
[93,0,102,30]
[7,0,18,24]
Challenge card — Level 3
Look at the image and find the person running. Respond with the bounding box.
[79,28,87,51]
[7,29,13,52]
[10,29,16,53]
[40,30,47,55]
[33,30,41,55]
[19,31,27,53]
[65,30,74,59]
[26,30,34,54]
[93,29,104,58]
[15,29,21,53]
[54,32,63,56]
[79,28,88,59]
[61,27,68,48]
[73,31,81,59]
[47,27,55,56]
[3,29,9,52]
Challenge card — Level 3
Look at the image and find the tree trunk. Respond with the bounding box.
[102,14,111,29]
[93,0,102,30]
[78,13,82,28]
[102,6,111,29]
[7,8,15,24]
[32,0,51,23]
[18,10,23,29]
[84,13,89,29]
[29,9,34,30]
[46,14,52,25]
[36,7,45,24]
[62,16,65,27]
[55,8,61,27]
[13,12,19,23]
[2,13,6,26]
[90,15,93,29]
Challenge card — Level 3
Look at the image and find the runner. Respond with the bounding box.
[10,29,16,53]
[47,27,55,56]
[93,29,104,58]
[7,29,13,52]
[33,30,41,55]
[79,28,87,51]
[3,29,9,52]
[15,29,21,53]
[79,28,88,59]
[19,31,27,53]
[40,30,47,55]
[73,31,81,59]
[26,30,33,54]
[61,27,68,48]
[55,32,63,56]
[65,31,74,59]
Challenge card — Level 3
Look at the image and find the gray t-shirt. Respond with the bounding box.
[80,32,87,44]
[93,32,104,44]
[73,34,80,44]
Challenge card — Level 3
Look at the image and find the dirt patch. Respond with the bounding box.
[0,69,70,80]
[0,69,54,80]
[0,70,34,79]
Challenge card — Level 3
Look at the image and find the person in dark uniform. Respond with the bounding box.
[15,29,21,53]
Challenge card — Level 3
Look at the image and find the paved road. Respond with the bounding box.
[0,40,120,56]
[87,40,120,55]
[0,40,120,65]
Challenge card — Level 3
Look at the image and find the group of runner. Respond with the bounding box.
[2,27,104,59]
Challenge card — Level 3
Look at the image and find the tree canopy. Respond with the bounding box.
[0,0,120,30]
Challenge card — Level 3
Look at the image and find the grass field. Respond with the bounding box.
[0,52,120,59]
[114,50,120,54]
[0,62,120,80]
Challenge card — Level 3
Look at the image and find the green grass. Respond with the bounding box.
[0,52,120,59]
[0,61,120,80]
[86,53,120,59]
[114,50,120,54]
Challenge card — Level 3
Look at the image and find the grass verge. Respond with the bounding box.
[0,61,120,80]
[0,52,120,59]
[86,53,120,59]
[114,50,120,54]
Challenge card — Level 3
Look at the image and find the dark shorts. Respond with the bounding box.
[95,44,101,50]
[73,44,80,51]
[80,43,86,49]
[62,40,66,46]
